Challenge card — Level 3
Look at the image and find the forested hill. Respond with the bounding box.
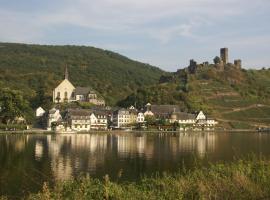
[119,64,270,129]
[0,42,166,105]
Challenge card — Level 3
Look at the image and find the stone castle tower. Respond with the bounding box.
[220,48,228,64]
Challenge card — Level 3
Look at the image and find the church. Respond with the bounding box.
[52,67,105,106]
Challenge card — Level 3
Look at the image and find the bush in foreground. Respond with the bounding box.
[9,157,270,199]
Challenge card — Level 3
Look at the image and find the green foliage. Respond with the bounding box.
[0,123,28,130]
[144,115,156,126]
[24,157,270,200]
[0,43,165,106]
[213,56,221,64]
[228,121,254,129]
[0,88,33,124]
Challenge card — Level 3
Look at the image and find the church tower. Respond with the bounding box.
[65,65,69,80]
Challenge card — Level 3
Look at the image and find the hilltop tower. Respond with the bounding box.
[188,59,197,74]
[220,48,228,64]
[234,59,242,69]
[65,65,69,80]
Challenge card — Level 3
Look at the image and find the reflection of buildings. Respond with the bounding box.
[46,134,108,180]
[116,135,147,158]
[2,132,218,183]
[177,133,216,158]
[35,141,43,161]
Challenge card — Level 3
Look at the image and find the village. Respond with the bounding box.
[35,65,218,132]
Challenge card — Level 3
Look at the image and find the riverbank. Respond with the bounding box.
[2,156,268,200]
[0,128,261,135]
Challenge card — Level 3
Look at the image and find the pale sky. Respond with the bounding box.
[0,0,269,71]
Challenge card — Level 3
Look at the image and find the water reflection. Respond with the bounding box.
[34,141,43,161]
[30,133,219,181]
[2,132,270,197]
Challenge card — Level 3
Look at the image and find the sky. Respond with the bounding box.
[0,0,270,71]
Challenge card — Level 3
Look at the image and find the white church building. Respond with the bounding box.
[52,67,105,106]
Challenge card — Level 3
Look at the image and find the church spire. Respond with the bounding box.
[65,65,69,80]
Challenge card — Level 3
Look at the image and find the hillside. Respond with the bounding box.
[119,64,270,129]
[0,42,166,106]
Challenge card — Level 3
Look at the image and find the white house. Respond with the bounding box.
[90,111,107,130]
[113,109,131,128]
[112,108,145,128]
[47,108,62,130]
[66,109,107,131]
[170,110,218,129]
[36,107,45,117]
[137,112,145,123]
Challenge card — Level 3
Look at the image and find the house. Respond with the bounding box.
[113,109,131,128]
[36,107,45,117]
[75,87,105,106]
[112,107,145,129]
[90,110,107,130]
[170,110,218,129]
[47,108,62,130]
[52,66,105,106]
[66,109,91,131]
[170,112,196,125]
[65,109,108,131]
[137,112,145,123]
[144,103,181,118]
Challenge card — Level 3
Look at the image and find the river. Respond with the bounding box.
[0,132,270,198]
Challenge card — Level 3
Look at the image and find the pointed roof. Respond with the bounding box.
[54,79,75,90]
[65,65,69,80]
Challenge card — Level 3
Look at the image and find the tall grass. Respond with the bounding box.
[6,157,270,200]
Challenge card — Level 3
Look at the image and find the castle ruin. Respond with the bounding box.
[220,48,228,64]
[187,48,242,74]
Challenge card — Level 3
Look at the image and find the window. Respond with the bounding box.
[64,92,68,102]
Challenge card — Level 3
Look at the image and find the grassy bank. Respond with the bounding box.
[1,156,267,200]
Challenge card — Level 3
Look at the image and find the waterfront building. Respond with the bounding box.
[112,107,145,129]
[47,108,62,130]
[65,109,108,131]
[144,103,181,118]
[170,110,218,129]
[112,108,131,128]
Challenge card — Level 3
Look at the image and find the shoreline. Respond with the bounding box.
[0,128,261,135]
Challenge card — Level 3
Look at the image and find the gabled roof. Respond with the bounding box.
[67,109,92,116]
[36,107,45,111]
[54,79,75,90]
[150,105,181,115]
[174,112,196,120]
[74,87,95,95]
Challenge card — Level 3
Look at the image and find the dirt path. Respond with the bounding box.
[221,104,269,114]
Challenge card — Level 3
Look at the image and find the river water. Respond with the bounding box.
[1,132,270,198]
